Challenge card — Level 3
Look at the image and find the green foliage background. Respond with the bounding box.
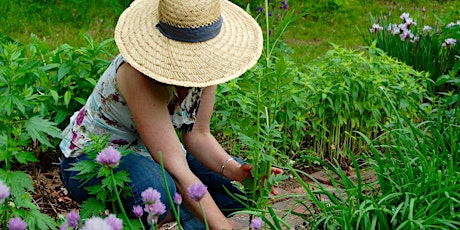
[0,0,459,229]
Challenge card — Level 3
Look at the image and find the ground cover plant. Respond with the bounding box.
[1,0,460,229]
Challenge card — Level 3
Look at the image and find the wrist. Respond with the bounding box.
[220,157,240,180]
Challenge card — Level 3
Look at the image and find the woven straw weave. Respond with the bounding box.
[115,0,263,87]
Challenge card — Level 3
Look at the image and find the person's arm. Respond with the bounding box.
[183,86,283,188]
[116,63,233,229]
[183,86,250,181]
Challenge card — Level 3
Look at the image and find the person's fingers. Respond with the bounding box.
[271,186,279,195]
[271,167,283,175]
[241,163,253,173]
[236,164,253,182]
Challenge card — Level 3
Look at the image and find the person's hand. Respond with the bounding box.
[237,164,283,195]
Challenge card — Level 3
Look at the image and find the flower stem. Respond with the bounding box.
[158,152,183,229]
[199,202,209,230]
[111,170,134,230]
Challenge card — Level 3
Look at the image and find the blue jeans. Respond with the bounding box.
[60,152,246,229]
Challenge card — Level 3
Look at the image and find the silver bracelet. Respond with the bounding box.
[220,157,234,176]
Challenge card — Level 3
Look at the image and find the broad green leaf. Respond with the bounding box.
[80,198,107,219]
[24,208,57,230]
[38,63,60,71]
[64,90,71,107]
[24,116,62,147]
[57,63,71,82]
[14,151,39,165]
[49,89,59,104]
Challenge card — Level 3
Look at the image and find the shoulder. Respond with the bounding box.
[116,63,170,103]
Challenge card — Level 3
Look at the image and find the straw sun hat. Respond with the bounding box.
[114,0,263,87]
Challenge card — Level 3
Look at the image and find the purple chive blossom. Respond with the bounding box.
[66,211,80,229]
[7,217,27,230]
[132,205,144,218]
[145,201,166,216]
[268,11,272,17]
[250,217,264,230]
[369,24,383,33]
[442,38,457,49]
[105,214,123,230]
[145,201,166,224]
[96,146,121,168]
[173,192,182,205]
[187,183,207,202]
[256,6,263,13]
[59,223,68,230]
[141,187,161,204]
[76,108,85,126]
[81,217,113,230]
[0,180,10,203]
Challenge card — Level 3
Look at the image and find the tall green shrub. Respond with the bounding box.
[0,34,117,228]
[303,44,428,163]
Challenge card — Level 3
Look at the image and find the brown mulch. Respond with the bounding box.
[24,162,80,219]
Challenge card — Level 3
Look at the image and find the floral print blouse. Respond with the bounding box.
[59,54,202,158]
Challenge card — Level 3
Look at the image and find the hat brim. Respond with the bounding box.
[114,0,263,87]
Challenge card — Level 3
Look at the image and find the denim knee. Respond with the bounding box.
[60,153,177,224]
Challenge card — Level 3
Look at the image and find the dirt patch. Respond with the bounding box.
[20,162,80,219]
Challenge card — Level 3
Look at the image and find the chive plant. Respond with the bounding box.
[287,88,460,229]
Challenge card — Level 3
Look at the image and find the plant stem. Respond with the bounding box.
[111,170,134,230]
[199,202,209,230]
[158,152,182,229]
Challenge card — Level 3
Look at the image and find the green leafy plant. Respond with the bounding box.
[0,33,117,229]
[68,135,135,229]
[0,37,60,229]
[287,89,460,229]
[214,0,301,211]
[303,44,428,163]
